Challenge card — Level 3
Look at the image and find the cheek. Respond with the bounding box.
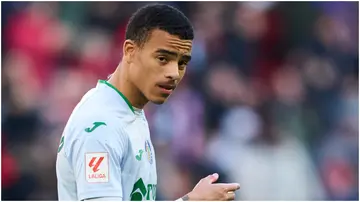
[132,56,150,78]
[129,63,141,81]
[179,69,186,80]
[138,54,157,74]
[135,58,159,88]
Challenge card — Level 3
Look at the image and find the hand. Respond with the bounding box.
[184,173,240,201]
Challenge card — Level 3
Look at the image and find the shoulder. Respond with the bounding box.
[63,112,130,158]
[63,82,137,143]
[75,111,129,138]
[63,107,131,153]
[69,94,136,132]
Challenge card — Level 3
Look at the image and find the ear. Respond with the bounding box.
[123,39,136,64]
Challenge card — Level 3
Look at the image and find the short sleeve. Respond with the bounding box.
[69,122,128,200]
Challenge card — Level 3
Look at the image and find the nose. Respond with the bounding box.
[164,63,180,81]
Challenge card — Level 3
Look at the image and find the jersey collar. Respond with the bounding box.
[98,80,135,114]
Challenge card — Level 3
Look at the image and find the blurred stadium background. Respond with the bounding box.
[1,1,359,201]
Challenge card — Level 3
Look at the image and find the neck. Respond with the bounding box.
[108,62,148,109]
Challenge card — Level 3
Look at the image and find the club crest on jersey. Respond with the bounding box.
[145,140,153,164]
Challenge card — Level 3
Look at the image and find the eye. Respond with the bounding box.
[178,61,188,70]
[157,56,168,64]
[179,61,188,66]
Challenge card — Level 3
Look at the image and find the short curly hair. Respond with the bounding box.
[125,4,194,46]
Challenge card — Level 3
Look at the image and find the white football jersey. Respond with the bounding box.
[56,80,157,201]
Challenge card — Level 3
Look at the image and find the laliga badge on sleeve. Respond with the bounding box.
[85,152,109,183]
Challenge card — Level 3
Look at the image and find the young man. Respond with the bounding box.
[56,4,240,201]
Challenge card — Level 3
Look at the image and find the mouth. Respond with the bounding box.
[157,84,176,94]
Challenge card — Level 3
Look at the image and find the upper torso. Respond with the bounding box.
[56,80,157,201]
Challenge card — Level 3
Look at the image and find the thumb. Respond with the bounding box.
[205,173,219,184]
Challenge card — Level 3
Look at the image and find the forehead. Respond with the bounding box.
[144,29,193,54]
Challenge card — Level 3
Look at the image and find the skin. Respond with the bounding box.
[109,29,192,109]
[186,173,240,201]
[109,29,240,200]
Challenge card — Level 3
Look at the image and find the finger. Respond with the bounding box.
[211,173,219,183]
[225,191,235,201]
[216,183,240,192]
[204,173,219,184]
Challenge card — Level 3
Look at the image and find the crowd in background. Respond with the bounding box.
[1,2,358,200]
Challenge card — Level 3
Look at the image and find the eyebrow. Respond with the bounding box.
[155,49,192,61]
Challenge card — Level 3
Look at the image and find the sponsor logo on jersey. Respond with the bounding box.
[130,178,156,201]
[85,152,109,183]
[145,140,153,164]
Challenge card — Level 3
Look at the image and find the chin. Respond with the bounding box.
[149,95,169,105]
[151,100,166,105]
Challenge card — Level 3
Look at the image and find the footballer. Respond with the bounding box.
[56,4,240,201]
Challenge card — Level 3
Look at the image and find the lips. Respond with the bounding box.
[157,83,176,94]
[158,84,176,90]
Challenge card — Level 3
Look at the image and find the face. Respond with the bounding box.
[123,29,192,104]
